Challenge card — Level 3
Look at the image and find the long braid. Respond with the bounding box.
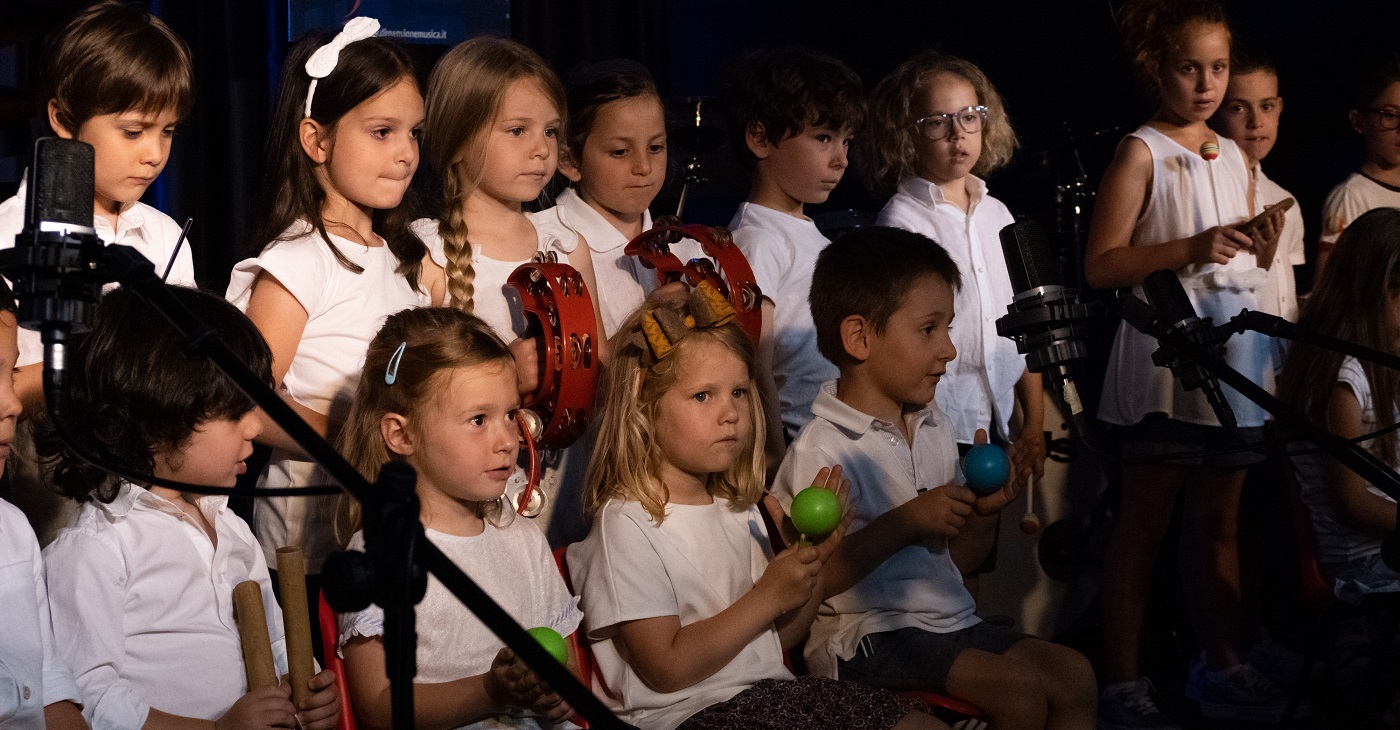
[439,166,477,313]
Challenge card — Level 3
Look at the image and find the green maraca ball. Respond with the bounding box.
[527,626,569,664]
[790,486,842,540]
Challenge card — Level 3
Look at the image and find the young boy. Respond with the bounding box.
[0,282,86,728]
[774,226,1097,729]
[0,1,199,543]
[721,48,863,474]
[1210,53,1305,321]
[40,287,341,729]
[1319,56,1400,278]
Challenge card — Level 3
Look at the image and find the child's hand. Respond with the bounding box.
[289,669,341,730]
[905,485,975,539]
[755,542,823,614]
[1245,204,1287,270]
[1007,428,1047,486]
[643,280,690,308]
[1187,226,1254,264]
[762,465,851,550]
[216,683,297,730]
[485,646,571,720]
[509,338,541,395]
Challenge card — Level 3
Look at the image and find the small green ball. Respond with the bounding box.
[527,626,569,664]
[790,487,842,540]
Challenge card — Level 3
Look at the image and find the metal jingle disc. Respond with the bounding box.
[513,484,548,518]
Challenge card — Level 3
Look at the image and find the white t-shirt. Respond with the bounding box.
[339,517,581,730]
[567,499,791,730]
[877,176,1026,443]
[1292,357,1398,573]
[729,202,838,440]
[772,381,979,678]
[0,180,197,367]
[226,222,430,570]
[1320,172,1400,248]
[1252,162,1305,322]
[1099,127,1274,427]
[43,483,287,729]
[0,498,79,726]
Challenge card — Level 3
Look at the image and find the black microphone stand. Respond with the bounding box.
[1220,309,1400,373]
[1119,294,1400,566]
[48,246,631,730]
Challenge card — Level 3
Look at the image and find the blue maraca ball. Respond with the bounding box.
[963,443,1009,495]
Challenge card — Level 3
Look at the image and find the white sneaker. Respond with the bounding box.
[1099,678,1182,730]
[1196,663,1289,722]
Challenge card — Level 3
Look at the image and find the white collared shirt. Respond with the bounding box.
[0,180,198,367]
[772,381,979,678]
[877,175,1025,442]
[728,202,839,440]
[1252,162,1305,322]
[43,483,287,729]
[0,498,80,726]
[542,188,655,339]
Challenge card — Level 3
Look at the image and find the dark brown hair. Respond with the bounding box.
[722,47,865,168]
[1117,0,1232,96]
[40,0,194,134]
[562,58,660,170]
[248,31,427,289]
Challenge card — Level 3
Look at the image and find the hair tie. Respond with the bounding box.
[632,281,737,365]
[304,16,381,118]
[385,341,406,385]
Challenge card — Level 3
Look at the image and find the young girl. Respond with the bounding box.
[1279,207,1400,600]
[335,307,581,729]
[567,285,945,730]
[419,37,589,532]
[227,19,441,576]
[40,287,341,729]
[1083,1,1289,725]
[862,51,1047,492]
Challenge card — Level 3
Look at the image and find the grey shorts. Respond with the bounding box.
[837,622,1027,694]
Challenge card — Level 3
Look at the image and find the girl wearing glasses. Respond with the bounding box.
[1319,59,1400,277]
[862,51,1048,496]
[1085,1,1290,727]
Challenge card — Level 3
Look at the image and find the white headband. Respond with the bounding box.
[304,16,381,118]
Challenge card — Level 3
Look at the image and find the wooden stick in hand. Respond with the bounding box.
[233,580,278,690]
[276,546,315,707]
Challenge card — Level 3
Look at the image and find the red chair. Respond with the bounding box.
[553,546,612,729]
[317,590,357,730]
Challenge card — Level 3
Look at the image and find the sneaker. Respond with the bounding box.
[1099,678,1182,730]
[1196,663,1289,722]
[1248,637,1306,689]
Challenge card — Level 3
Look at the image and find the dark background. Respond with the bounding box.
[1,0,1398,295]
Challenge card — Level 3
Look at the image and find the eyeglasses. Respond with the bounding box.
[914,106,988,141]
[1361,108,1400,131]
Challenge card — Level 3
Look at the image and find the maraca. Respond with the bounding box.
[962,443,1009,496]
[790,486,841,545]
[527,626,569,664]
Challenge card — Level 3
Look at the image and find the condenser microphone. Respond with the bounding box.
[1141,269,1238,430]
[995,220,1100,417]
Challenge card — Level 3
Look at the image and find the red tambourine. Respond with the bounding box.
[623,215,763,343]
[505,252,598,453]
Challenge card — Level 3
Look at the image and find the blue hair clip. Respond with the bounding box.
[385,341,406,385]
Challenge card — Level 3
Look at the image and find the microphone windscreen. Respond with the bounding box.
[999,220,1061,293]
[26,138,94,230]
[1143,269,1199,328]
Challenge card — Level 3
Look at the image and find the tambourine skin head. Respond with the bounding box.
[624,220,765,344]
[506,260,599,449]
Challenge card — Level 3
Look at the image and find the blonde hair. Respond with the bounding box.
[335,307,516,543]
[859,51,1018,198]
[584,303,766,525]
[423,36,567,313]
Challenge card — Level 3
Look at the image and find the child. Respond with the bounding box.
[336,307,581,728]
[568,283,945,730]
[0,281,85,728]
[861,51,1046,488]
[1279,207,1400,601]
[546,58,668,338]
[418,36,584,528]
[1318,57,1400,277]
[1210,51,1304,321]
[0,0,199,545]
[722,47,862,475]
[227,19,439,576]
[40,287,340,729]
[1083,1,1289,725]
[775,226,1097,730]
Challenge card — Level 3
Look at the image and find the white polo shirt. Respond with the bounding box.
[877,175,1025,443]
[772,381,979,678]
[1252,162,1305,322]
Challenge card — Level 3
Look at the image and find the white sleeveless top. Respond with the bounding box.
[1099,126,1274,428]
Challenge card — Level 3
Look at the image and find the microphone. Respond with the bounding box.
[995,220,1100,418]
[1141,270,1238,430]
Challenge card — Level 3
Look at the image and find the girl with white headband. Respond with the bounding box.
[227,17,445,610]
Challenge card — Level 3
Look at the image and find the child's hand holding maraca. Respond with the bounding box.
[484,643,572,722]
[962,429,1024,517]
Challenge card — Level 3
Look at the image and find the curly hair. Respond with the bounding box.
[37,287,274,504]
[722,47,865,168]
[1117,0,1232,97]
[859,51,1017,198]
